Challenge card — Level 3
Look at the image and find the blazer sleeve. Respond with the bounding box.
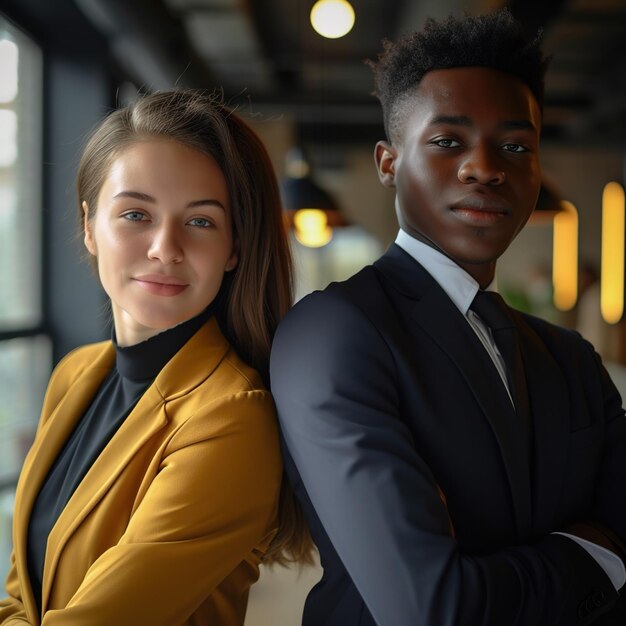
[270,291,623,626]
[0,553,31,625]
[39,389,281,626]
[0,348,97,626]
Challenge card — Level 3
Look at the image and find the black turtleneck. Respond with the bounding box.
[27,308,211,614]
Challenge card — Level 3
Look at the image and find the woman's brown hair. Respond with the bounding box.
[77,90,312,565]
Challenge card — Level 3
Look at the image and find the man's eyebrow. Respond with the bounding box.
[113,191,225,210]
[499,119,536,132]
[428,116,536,132]
[429,115,472,127]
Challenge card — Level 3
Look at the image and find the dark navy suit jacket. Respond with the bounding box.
[270,244,626,626]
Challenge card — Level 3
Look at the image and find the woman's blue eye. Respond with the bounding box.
[123,211,145,221]
[189,217,212,228]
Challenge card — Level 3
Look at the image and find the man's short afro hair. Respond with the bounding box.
[368,9,549,142]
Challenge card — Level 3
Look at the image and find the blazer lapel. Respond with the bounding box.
[40,383,169,612]
[13,342,115,621]
[375,246,533,536]
[40,318,230,611]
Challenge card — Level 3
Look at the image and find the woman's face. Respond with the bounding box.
[84,139,238,346]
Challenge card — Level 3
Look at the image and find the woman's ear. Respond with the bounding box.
[225,239,239,272]
[374,141,398,188]
[83,201,97,256]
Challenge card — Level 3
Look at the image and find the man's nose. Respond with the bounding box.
[457,145,505,185]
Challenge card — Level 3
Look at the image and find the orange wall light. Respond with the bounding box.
[552,200,579,311]
[601,182,625,324]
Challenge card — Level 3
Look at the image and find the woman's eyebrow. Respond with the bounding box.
[113,191,225,210]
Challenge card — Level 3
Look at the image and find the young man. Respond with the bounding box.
[270,9,626,626]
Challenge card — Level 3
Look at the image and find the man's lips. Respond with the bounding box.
[132,274,189,296]
[450,197,511,224]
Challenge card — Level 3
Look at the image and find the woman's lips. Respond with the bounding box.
[132,275,189,296]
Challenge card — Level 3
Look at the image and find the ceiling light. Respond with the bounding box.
[310,0,355,39]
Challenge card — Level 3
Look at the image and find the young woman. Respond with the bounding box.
[0,90,309,626]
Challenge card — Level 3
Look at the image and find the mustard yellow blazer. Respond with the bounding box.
[0,318,282,626]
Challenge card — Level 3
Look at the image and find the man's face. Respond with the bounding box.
[375,67,542,287]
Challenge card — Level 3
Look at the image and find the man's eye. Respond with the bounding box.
[503,143,527,153]
[433,138,461,148]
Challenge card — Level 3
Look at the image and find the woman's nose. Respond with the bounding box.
[147,224,184,264]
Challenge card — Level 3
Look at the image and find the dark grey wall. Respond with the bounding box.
[45,50,111,362]
[1,0,115,362]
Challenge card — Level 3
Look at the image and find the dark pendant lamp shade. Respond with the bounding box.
[280,148,349,247]
[281,176,347,227]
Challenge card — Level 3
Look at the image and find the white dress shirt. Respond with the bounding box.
[395,228,625,591]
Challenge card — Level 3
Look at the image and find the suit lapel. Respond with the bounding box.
[515,316,570,536]
[375,246,533,536]
[39,318,230,611]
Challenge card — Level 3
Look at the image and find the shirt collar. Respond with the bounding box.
[394,229,496,315]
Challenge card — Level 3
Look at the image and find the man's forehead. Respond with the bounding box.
[405,67,541,124]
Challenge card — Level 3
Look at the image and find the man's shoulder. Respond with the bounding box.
[519,309,584,344]
[286,263,387,324]
[518,309,599,365]
[274,264,391,353]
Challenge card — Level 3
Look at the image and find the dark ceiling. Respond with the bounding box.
[7,0,626,156]
[67,0,626,152]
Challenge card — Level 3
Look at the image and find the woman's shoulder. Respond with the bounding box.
[50,340,113,384]
[52,341,115,378]
[39,340,114,424]
[218,347,267,393]
[162,339,278,456]
[157,318,268,399]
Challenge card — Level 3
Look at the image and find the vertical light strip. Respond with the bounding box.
[552,201,579,311]
[601,182,625,324]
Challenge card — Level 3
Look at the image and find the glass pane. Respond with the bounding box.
[0,486,15,583]
[0,336,51,483]
[0,18,43,329]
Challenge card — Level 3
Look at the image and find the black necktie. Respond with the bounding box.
[470,290,530,423]
[470,291,533,536]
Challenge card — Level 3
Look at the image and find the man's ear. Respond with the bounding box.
[82,201,97,256]
[374,141,397,188]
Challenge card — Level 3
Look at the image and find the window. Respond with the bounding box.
[0,14,50,580]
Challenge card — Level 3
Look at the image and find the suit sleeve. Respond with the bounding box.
[270,292,623,626]
[39,390,281,626]
[586,341,626,549]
